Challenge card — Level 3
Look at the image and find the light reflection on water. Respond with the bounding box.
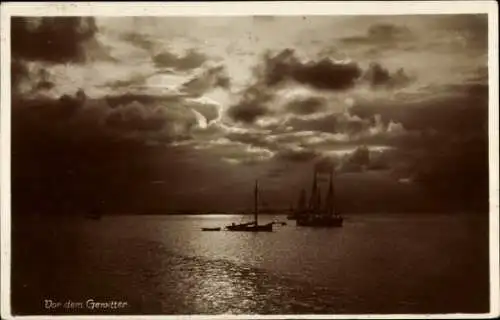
[12,213,489,315]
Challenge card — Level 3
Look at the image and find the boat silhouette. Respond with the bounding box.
[295,168,343,227]
[201,227,221,231]
[225,180,273,232]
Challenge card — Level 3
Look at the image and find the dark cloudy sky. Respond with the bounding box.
[11,15,489,214]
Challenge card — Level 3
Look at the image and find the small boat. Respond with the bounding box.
[226,222,273,232]
[226,180,273,232]
[201,227,221,231]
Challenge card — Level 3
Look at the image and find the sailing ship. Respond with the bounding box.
[295,168,343,227]
[225,180,274,232]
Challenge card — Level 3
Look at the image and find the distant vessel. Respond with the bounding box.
[86,212,102,220]
[295,169,343,228]
[226,180,273,232]
[201,227,221,231]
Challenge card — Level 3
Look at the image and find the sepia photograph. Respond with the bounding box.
[1,2,499,319]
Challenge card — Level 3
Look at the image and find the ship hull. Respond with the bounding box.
[226,223,273,232]
[296,215,343,227]
[201,227,221,231]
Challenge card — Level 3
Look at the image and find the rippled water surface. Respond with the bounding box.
[12,213,489,315]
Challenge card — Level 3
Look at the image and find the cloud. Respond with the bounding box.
[364,62,414,89]
[349,84,488,134]
[276,147,319,163]
[227,81,275,123]
[341,23,415,46]
[11,17,116,97]
[181,65,231,97]
[11,17,108,63]
[101,93,225,143]
[11,60,29,93]
[227,100,270,124]
[261,49,363,90]
[12,62,57,95]
[226,49,413,124]
[103,72,151,89]
[284,107,410,146]
[104,93,181,108]
[152,48,207,71]
[191,136,275,166]
[105,101,176,133]
[120,31,157,51]
[427,14,487,52]
[11,88,217,213]
[285,96,327,115]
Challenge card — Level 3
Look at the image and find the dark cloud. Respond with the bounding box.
[12,17,100,63]
[101,94,222,141]
[104,93,181,109]
[347,83,489,211]
[35,79,55,91]
[11,89,212,215]
[152,49,206,71]
[261,49,363,90]
[364,62,413,89]
[228,49,363,123]
[285,97,326,115]
[227,80,274,123]
[105,102,173,133]
[11,62,56,95]
[11,17,114,96]
[350,84,488,134]
[227,102,269,124]
[227,49,412,124]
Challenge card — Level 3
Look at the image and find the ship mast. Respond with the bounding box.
[254,180,259,225]
[325,168,334,216]
[309,170,318,211]
[298,189,307,213]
